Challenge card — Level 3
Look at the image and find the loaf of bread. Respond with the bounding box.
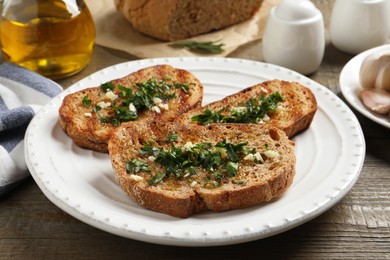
[114,0,264,41]
[108,120,296,218]
[176,79,317,138]
[59,64,203,153]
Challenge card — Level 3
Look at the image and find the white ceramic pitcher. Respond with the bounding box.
[330,0,390,54]
[262,0,325,75]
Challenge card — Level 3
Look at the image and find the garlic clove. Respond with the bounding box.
[359,89,390,115]
[359,51,390,91]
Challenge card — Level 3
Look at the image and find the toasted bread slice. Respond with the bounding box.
[59,65,203,153]
[176,79,317,138]
[108,120,296,218]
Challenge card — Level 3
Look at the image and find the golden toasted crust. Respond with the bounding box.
[114,0,263,41]
[59,64,203,153]
[108,120,296,218]
[175,79,317,138]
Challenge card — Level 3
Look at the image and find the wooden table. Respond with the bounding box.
[1,1,389,258]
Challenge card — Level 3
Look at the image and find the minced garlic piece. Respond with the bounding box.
[254,152,264,163]
[243,152,264,162]
[158,103,169,110]
[151,106,161,113]
[264,150,279,158]
[153,97,163,105]
[130,174,144,182]
[97,101,111,109]
[263,114,270,122]
[244,154,255,161]
[275,106,284,114]
[84,112,92,117]
[148,156,156,162]
[256,118,266,125]
[129,103,137,112]
[105,91,118,101]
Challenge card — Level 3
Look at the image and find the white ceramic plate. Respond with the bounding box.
[340,44,390,129]
[25,57,365,246]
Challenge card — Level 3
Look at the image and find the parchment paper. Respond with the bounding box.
[85,0,281,58]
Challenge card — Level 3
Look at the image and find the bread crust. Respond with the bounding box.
[176,79,317,138]
[59,64,203,152]
[108,121,296,218]
[114,0,264,41]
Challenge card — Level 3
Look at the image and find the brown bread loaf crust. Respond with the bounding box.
[176,79,317,138]
[114,0,264,41]
[59,64,203,153]
[108,121,296,218]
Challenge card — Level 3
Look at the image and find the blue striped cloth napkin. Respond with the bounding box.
[0,62,63,196]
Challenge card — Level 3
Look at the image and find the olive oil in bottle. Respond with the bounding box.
[0,0,95,79]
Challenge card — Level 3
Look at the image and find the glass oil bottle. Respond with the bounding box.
[0,0,95,79]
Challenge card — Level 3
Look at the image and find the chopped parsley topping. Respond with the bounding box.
[97,105,138,126]
[191,92,283,125]
[82,95,92,107]
[101,82,115,92]
[81,78,192,126]
[126,136,264,187]
[126,159,151,173]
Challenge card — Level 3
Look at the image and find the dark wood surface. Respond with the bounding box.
[1,1,390,259]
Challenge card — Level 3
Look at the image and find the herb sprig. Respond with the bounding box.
[169,40,225,54]
[191,92,283,125]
